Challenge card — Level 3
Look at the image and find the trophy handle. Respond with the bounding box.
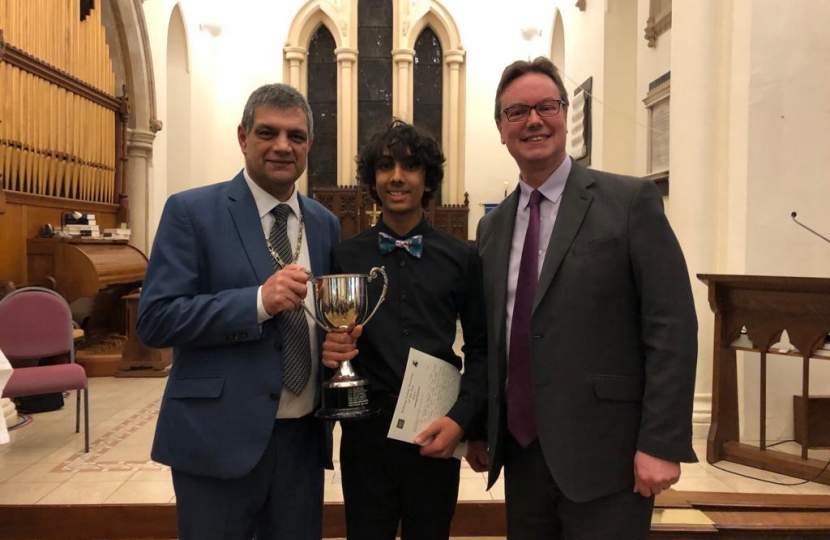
[299,271,333,331]
[361,266,388,326]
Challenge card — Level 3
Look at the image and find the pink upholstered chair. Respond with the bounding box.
[0,287,89,452]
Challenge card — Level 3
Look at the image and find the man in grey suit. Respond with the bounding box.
[466,57,698,539]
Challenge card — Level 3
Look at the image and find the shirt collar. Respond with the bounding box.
[518,156,572,208]
[375,213,430,239]
[243,168,300,219]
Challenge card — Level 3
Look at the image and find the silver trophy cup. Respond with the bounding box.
[301,266,388,419]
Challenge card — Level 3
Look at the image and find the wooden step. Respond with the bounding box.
[1,491,829,539]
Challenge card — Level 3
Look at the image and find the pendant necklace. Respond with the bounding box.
[265,207,305,268]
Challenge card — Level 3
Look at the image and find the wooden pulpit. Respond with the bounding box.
[698,274,830,485]
[116,292,172,377]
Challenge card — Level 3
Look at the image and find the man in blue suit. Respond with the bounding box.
[138,83,340,540]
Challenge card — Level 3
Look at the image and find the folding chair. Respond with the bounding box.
[0,287,89,452]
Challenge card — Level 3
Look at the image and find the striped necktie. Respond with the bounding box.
[269,204,312,395]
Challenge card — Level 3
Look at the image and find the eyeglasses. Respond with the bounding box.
[501,99,567,122]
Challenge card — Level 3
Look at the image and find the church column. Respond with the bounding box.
[445,49,465,205]
[669,1,726,437]
[284,47,307,94]
[126,128,157,254]
[336,48,358,186]
[284,47,309,192]
[392,49,415,122]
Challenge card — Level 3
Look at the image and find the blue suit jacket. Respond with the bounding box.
[137,172,340,479]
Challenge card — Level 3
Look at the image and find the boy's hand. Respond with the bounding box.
[465,440,489,472]
[414,416,463,459]
[321,325,363,369]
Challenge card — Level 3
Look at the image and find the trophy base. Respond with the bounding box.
[315,405,380,420]
[316,380,378,421]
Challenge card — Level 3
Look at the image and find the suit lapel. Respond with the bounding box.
[485,188,520,379]
[298,195,327,346]
[533,163,595,313]
[226,173,273,285]
[489,189,520,336]
[299,195,325,276]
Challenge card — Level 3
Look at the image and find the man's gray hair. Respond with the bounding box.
[240,83,314,138]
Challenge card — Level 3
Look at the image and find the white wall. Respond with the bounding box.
[635,4,671,178]
[736,0,830,441]
[141,0,309,246]
[442,0,555,228]
[666,0,830,442]
[602,0,638,176]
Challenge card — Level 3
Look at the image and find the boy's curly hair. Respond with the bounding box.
[357,118,445,208]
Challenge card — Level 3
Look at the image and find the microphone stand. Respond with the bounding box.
[791,212,830,244]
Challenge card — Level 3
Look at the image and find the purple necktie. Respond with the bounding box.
[508,189,543,447]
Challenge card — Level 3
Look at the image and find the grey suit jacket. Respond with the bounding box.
[475,160,697,503]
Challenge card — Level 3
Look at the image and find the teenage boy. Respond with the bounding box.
[322,119,487,540]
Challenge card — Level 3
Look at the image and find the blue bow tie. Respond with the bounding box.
[378,231,424,258]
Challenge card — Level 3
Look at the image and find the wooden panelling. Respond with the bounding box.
[0,197,117,285]
[312,185,470,241]
[0,203,25,285]
[795,396,830,448]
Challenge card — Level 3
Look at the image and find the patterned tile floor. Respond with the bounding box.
[2,377,830,504]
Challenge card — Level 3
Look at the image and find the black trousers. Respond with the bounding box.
[171,415,325,540]
[503,435,654,540]
[340,404,461,540]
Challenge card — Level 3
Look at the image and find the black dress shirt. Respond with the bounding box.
[332,216,487,432]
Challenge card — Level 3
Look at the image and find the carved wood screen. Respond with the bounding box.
[312,184,469,241]
[0,1,129,286]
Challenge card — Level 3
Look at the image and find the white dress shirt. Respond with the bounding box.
[244,169,319,419]
[505,157,572,353]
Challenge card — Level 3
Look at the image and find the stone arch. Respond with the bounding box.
[107,0,159,253]
[285,0,356,190]
[404,1,461,52]
[109,0,158,132]
[285,1,347,94]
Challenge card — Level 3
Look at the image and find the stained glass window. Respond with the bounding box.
[307,25,338,189]
[357,0,393,149]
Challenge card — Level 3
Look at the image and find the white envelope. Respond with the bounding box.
[387,348,467,460]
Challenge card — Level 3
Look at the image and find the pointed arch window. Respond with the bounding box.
[357,0,393,148]
[413,26,443,201]
[413,27,442,143]
[285,0,466,202]
[307,25,338,189]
